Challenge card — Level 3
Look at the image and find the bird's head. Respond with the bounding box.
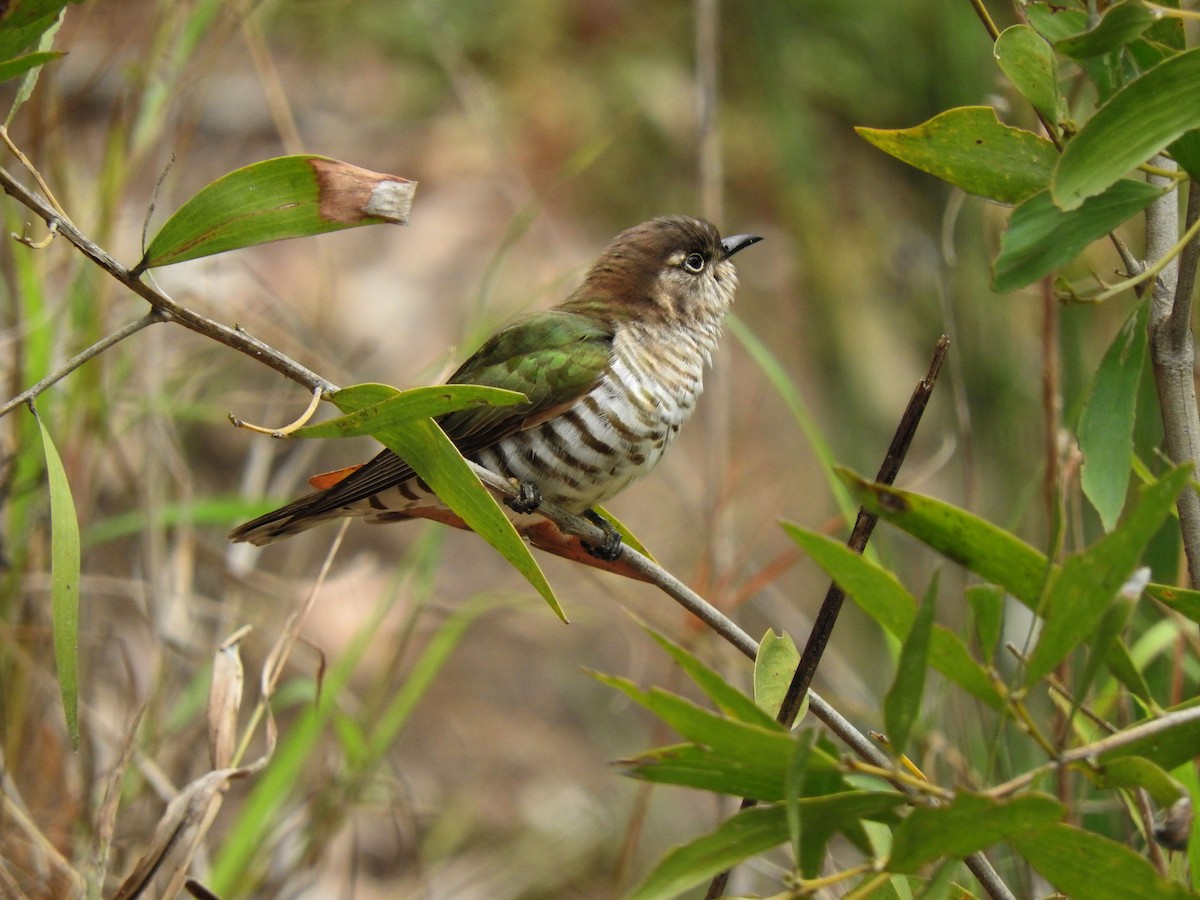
[563,216,761,325]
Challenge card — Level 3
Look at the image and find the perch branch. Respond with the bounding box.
[0,310,166,418]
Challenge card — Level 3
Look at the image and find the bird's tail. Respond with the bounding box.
[229,490,353,546]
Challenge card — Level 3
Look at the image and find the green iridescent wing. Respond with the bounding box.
[284,311,614,515]
[440,309,615,446]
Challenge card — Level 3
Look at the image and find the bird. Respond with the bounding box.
[229,216,761,558]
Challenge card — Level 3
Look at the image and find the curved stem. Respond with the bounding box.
[0,310,165,418]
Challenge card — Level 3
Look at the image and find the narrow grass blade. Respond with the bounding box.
[35,412,80,749]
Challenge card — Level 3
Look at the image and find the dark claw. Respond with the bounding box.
[581,509,623,561]
[505,480,542,515]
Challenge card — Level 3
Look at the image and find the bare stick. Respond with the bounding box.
[987,703,1200,800]
[777,335,949,727]
[0,311,166,418]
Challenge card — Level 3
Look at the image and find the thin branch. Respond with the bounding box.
[777,335,949,728]
[0,310,166,418]
[986,703,1200,800]
[0,163,337,401]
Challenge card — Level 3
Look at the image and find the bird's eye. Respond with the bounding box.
[683,252,706,273]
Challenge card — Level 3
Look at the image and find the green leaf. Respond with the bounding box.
[1079,301,1150,530]
[1097,701,1200,771]
[889,792,1064,874]
[3,2,64,127]
[138,155,416,270]
[884,577,937,756]
[835,470,1156,701]
[1053,48,1200,210]
[965,584,1004,664]
[0,49,61,83]
[993,180,1165,292]
[35,413,80,749]
[332,386,564,621]
[1012,823,1194,900]
[640,623,780,730]
[785,731,815,870]
[1027,5,1088,44]
[1084,755,1187,807]
[292,383,527,439]
[856,106,1059,204]
[630,795,904,900]
[628,805,789,900]
[593,671,792,767]
[837,468,1051,605]
[1072,591,1137,714]
[1144,582,1200,624]
[1054,1,1157,60]
[1025,465,1191,686]
[783,524,1003,709]
[0,0,71,60]
[755,629,801,720]
[995,25,1061,125]
[618,741,816,801]
[1170,130,1200,183]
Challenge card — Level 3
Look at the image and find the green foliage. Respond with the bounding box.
[329,383,564,621]
[993,180,1164,292]
[34,410,80,750]
[137,156,415,270]
[856,106,1058,204]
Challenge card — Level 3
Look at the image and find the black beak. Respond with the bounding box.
[720,233,763,259]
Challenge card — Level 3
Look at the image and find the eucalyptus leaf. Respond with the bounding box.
[138,155,416,270]
[1054,47,1200,210]
[1079,301,1150,531]
[1025,465,1190,686]
[35,413,80,749]
[857,106,1058,205]
[630,795,903,900]
[995,25,1061,125]
[293,384,527,439]
[1012,823,1194,900]
[784,524,1002,708]
[755,629,801,721]
[1054,1,1157,60]
[993,180,1164,292]
[889,792,1063,874]
[883,578,937,756]
[639,624,779,729]
[1084,755,1187,807]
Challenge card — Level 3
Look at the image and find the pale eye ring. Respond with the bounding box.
[683,252,705,273]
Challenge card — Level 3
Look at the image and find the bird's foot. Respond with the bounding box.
[581,509,623,561]
[505,480,542,514]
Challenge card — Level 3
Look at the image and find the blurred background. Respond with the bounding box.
[1,0,1152,896]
